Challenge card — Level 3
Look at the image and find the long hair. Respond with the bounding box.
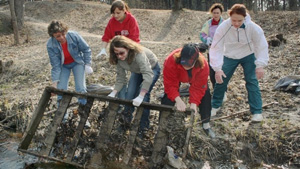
[109,35,143,65]
[173,44,205,69]
[111,0,130,14]
[47,20,68,37]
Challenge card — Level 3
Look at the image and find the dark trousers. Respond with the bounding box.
[161,86,211,123]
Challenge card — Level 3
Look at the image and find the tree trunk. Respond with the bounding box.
[172,0,182,11]
[253,0,258,13]
[289,0,298,10]
[9,0,20,45]
[283,0,286,10]
[14,0,24,30]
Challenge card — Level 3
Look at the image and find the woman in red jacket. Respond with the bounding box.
[162,43,215,138]
[97,0,140,58]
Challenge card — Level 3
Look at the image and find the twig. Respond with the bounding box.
[210,102,278,122]
[195,102,278,124]
[0,112,20,123]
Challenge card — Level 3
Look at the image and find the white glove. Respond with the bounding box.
[206,37,212,46]
[133,94,144,107]
[215,70,227,84]
[175,96,186,112]
[108,90,117,98]
[85,65,93,74]
[96,48,107,59]
[255,67,264,79]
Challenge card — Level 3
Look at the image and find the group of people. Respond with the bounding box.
[46,0,269,139]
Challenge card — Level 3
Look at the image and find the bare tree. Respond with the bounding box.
[289,0,298,10]
[9,0,20,45]
[14,0,25,30]
[172,0,182,11]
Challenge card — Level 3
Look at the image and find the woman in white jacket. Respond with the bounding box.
[209,4,269,122]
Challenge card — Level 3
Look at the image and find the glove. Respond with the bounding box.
[256,67,264,79]
[96,48,107,59]
[133,94,144,107]
[206,37,212,46]
[108,90,117,98]
[85,65,93,74]
[175,96,186,112]
[215,70,227,84]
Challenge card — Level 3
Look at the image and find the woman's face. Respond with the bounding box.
[114,47,129,61]
[112,7,126,22]
[53,32,66,44]
[231,13,245,28]
[212,8,222,21]
[182,61,196,70]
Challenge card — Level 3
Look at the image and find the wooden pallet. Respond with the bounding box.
[18,86,194,168]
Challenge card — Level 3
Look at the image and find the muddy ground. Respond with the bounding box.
[0,1,300,169]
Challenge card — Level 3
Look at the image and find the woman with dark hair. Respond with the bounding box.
[200,3,225,92]
[209,4,269,121]
[97,0,140,58]
[108,35,160,136]
[162,43,215,138]
[47,20,92,106]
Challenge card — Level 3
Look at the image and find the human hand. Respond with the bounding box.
[175,96,186,112]
[85,65,93,74]
[96,48,107,59]
[108,90,117,98]
[206,37,212,46]
[51,82,57,96]
[133,94,145,107]
[190,103,199,120]
[215,70,226,84]
[256,67,264,79]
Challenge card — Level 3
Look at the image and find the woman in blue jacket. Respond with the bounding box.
[47,20,93,105]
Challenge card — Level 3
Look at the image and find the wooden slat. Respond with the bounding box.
[182,109,195,159]
[150,110,171,167]
[18,148,83,168]
[87,102,119,168]
[66,97,94,162]
[40,94,72,156]
[123,106,144,164]
[18,88,51,150]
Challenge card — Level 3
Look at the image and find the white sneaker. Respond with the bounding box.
[251,114,263,122]
[223,92,228,102]
[211,107,220,117]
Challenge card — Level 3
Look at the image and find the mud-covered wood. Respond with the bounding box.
[19,88,51,150]
[40,95,72,156]
[87,102,119,168]
[66,97,94,162]
[123,106,144,164]
[182,109,195,159]
[150,110,171,167]
[46,86,176,112]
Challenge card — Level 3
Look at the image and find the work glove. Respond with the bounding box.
[255,67,264,79]
[215,70,227,84]
[96,48,107,59]
[206,37,212,46]
[108,90,117,98]
[133,94,144,107]
[85,65,93,74]
[175,97,186,112]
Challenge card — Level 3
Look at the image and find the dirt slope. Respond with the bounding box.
[0,1,300,168]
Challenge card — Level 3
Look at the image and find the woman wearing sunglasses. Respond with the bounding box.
[107,35,161,137]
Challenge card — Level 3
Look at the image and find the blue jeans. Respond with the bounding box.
[121,63,161,131]
[57,62,87,105]
[212,53,262,114]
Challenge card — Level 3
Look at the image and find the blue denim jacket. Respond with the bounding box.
[47,31,92,82]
